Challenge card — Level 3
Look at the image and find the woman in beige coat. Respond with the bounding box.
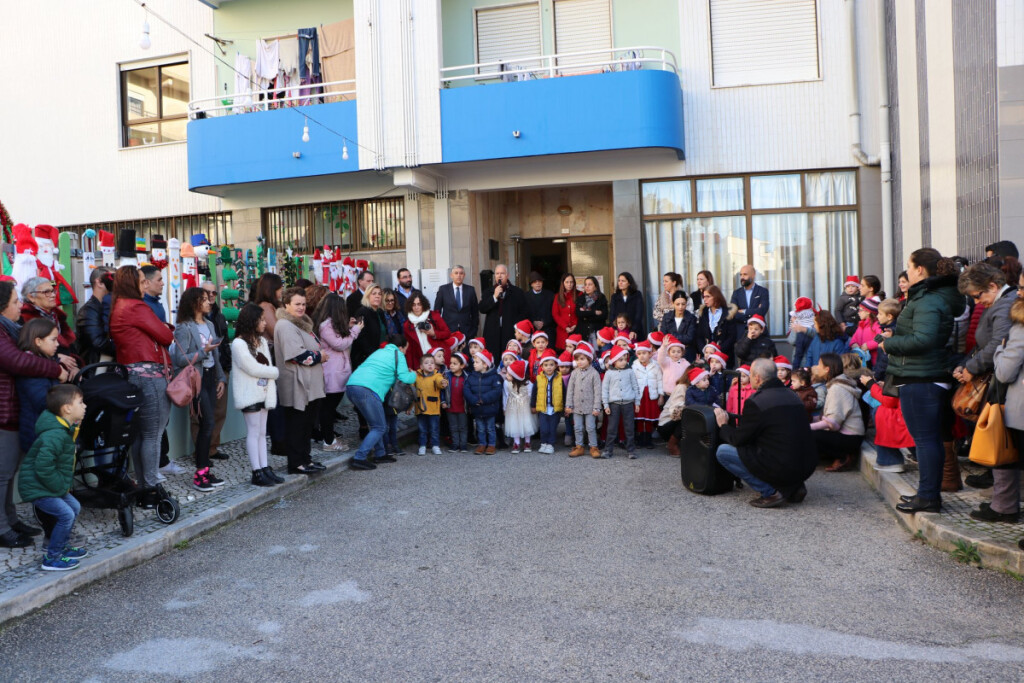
[274,287,327,475]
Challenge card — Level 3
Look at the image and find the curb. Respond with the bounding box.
[860,443,1024,575]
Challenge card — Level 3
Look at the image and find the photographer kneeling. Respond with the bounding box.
[713,358,818,508]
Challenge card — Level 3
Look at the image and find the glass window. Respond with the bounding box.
[312,203,354,250]
[696,177,744,212]
[641,181,691,215]
[805,171,856,206]
[121,60,189,147]
[265,199,405,252]
[750,174,801,209]
[359,198,405,250]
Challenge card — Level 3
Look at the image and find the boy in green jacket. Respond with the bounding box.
[19,385,87,571]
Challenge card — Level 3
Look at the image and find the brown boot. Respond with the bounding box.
[590,446,602,459]
[941,441,963,492]
[569,445,584,457]
[667,435,681,458]
[485,445,496,455]
[475,445,486,454]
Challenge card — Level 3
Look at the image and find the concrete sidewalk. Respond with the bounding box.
[861,442,1024,575]
[0,413,416,625]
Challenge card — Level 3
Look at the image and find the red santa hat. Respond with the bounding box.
[703,342,722,356]
[748,314,766,329]
[450,331,466,347]
[565,334,583,346]
[608,346,630,366]
[648,331,664,347]
[708,351,729,366]
[514,320,534,337]
[687,366,709,385]
[428,346,446,357]
[501,349,519,362]
[33,224,59,245]
[558,351,574,367]
[738,364,751,376]
[531,330,549,342]
[844,275,860,286]
[774,355,793,370]
[506,359,527,381]
[469,337,486,349]
[13,224,36,255]
[452,352,468,367]
[539,349,558,362]
[343,256,355,267]
[614,332,631,345]
[355,259,369,270]
[473,349,494,368]
[505,339,523,354]
[596,327,616,345]
[99,229,116,249]
[663,334,685,351]
[573,342,594,360]
[790,297,816,315]
[634,340,653,353]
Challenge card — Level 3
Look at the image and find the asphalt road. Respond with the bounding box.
[2,450,1024,682]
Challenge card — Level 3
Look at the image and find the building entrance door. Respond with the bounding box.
[516,237,613,294]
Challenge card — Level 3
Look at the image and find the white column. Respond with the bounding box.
[405,194,422,271]
[434,195,451,272]
[894,0,921,260]
[924,0,958,255]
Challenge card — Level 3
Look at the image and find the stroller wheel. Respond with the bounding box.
[118,507,134,537]
[155,496,179,525]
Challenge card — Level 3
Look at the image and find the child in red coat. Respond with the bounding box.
[859,374,915,472]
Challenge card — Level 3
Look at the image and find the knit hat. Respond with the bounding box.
[573,342,594,360]
[452,352,468,367]
[738,364,751,375]
[531,331,549,341]
[748,314,766,328]
[708,351,728,366]
[507,359,527,381]
[469,337,486,349]
[608,346,629,366]
[474,349,494,368]
[859,296,880,313]
[596,327,616,345]
[634,340,653,353]
[664,334,684,351]
[774,355,792,370]
[558,351,574,367]
[528,271,544,284]
[687,367,709,384]
[844,275,860,287]
[514,320,534,337]
[648,331,664,347]
[565,334,583,347]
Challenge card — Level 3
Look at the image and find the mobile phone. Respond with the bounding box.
[873,334,885,344]
[209,337,223,346]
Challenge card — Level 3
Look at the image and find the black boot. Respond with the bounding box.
[251,469,274,487]
[262,466,285,484]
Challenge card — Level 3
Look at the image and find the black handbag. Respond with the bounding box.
[385,349,415,412]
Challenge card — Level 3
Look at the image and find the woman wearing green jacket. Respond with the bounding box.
[345,335,416,470]
[882,248,965,514]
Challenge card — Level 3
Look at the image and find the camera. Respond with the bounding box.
[874,333,886,344]
[417,321,432,331]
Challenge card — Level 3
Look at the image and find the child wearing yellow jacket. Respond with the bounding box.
[415,355,448,455]
[531,350,563,454]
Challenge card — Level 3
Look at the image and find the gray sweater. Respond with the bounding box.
[965,286,1016,376]
[994,321,1024,430]
[602,367,641,407]
[566,365,602,414]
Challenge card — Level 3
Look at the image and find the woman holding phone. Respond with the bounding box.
[172,286,227,492]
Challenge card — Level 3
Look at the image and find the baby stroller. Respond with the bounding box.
[34,363,180,537]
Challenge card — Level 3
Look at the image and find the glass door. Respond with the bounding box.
[569,237,613,296]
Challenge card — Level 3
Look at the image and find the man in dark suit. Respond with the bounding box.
[347,270,375,316]
[479,263,528,353]
[730,264,770,329]
[393,268,418,313]
[525,271,555,335]
[434,264,479,338]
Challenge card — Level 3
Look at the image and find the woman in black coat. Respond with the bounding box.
[575,276,608,343]
[695,285,738,363]
[659,291,698,362]
[351,285,387,369]
[607,272,647,341]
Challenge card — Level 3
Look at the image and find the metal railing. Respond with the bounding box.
[439,46,678,87]
[188,79,357,119]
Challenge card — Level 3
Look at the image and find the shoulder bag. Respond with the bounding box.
[166,352,202,409]
[386,348,415,413]
[969,377,1017,467]
[952,372,992,422]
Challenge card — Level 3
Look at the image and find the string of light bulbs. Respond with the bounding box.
[132,0,379,160]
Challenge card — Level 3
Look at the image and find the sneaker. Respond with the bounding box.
[627,452,638,460]
[873,463,905,473]
[431,446,442,455]
[523,444,532,453]
[510,445,520,454]
[193,472,214,492]
[447,448,459,454]
[155,471,167,483]
[321,440,346,452]
[62,546,88,559]
[418,446,427,456]
[159,461,188,475]
[460,448,469,453]
[374,454,397,463]
[591,447,603,459]
[42,555,79,571]
[206,472,225,487]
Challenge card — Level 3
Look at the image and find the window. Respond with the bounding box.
[554,0,613,74]
[121,59,190,146]
[475,2,542,75]
[264,198,405,252]
[709,0,820,87]
[62,212,233,249]
[641,171,858,334]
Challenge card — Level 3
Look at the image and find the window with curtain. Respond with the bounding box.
[642,180,691,215]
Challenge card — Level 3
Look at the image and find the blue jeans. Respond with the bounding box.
[447,412,468,450]
[417,414,440,448]
[899,382,948,501]
[297,28,320,79]
[538,413,560,446]
[716,444,776,497]
[384,411,399,453]
[875,444,906,467]
[476,416,496,446]
[347,386,387,461]
[34,493,81,559]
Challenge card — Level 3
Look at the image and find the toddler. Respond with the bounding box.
[657,375,688,457]
[514,320,534,346]
[415,355,448,455]
[726,365,755,414]
[566,343,603,458]
[503,359,537,453]
[684,366,716,407]
[849,297,882,366]
[528,331,550,380]
[19,385,88,571]
[787,298,817,364]
[601,346,640,459]
[657,334,690,398]
[834,275,863,333]
[564,334,582,357]
[632,341,663,450]
[790,368,819,419]
[596,326,616,355]
[613,313,632,340]
[734,314,777,366]
[774,355,793,386]
[706,351,728,398]
[532,352,562,453]
[443,352,469,453]
[647,331,664,349]
[860,374,915,473]
[464,350,502,454]
[559,350,575,447]
[873,298,900,381]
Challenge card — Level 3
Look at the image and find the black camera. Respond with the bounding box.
[417,321,432,331]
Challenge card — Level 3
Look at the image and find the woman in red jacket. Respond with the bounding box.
[0,279,67,548]
[551,273,578,352]
[403,292,451,370]
[109,266,175,503]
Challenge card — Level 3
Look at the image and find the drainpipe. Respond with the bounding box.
[847,0,879,166]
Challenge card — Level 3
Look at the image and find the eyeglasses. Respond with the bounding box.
[33,288,56,296]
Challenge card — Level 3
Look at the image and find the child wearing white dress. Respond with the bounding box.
[503,359,537,453]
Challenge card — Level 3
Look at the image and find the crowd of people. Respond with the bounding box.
[1,240,1022,571]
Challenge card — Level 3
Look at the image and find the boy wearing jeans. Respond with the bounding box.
[414,355,448,455]
[464,350,502,454]
[443,353,470,453]
[19,385,88,571]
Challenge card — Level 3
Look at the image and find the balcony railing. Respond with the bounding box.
[187,79,356,119]
[439,46,678,87]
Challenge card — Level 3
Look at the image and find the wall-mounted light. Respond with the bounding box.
[293,152,302,159]
[557,205,572,216]
[301,117,310,143]
[512,130,521,138]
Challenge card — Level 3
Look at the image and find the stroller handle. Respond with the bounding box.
[74,362,132,384]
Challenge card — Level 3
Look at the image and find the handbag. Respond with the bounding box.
[968,376,1018,467]
[385,349,416,413]
[952,372,992,422]
[165,353,202,409]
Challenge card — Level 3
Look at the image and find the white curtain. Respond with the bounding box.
[750,174,801,209]
[805,171,856,206]
[642,180,691,215]
[696,177,744,212]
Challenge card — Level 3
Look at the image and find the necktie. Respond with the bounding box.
[455,286,462,310]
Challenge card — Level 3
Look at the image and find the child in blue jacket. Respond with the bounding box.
[464,350,502,454]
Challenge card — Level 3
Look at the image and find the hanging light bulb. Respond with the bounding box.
[139,18,151,49]
[342,139,349,160]
[302,117,310,143]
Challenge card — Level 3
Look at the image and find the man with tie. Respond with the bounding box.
[434,264,479,338]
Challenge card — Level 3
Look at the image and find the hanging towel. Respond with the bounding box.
[256,39,280,87]
[278,37,300,78]
[318,19,355,100]
[233,53,253,113]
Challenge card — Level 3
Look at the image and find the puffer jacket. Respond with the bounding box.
[797,329,850,369]
[566,365,602,415]
[110,297,174,366]
[602,367,640,407]
[18,410,76,502]
[963,285,1015,376]
[685,385,717,407]
[884,274,965,382]
[813,375,865,435]
[834,292,862,328]
[0,325,63,432]
[15,354,61,452]
[734,333,777,366]
[632,359,663,399]
[463,366,503,418]
[76,296,115,366]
